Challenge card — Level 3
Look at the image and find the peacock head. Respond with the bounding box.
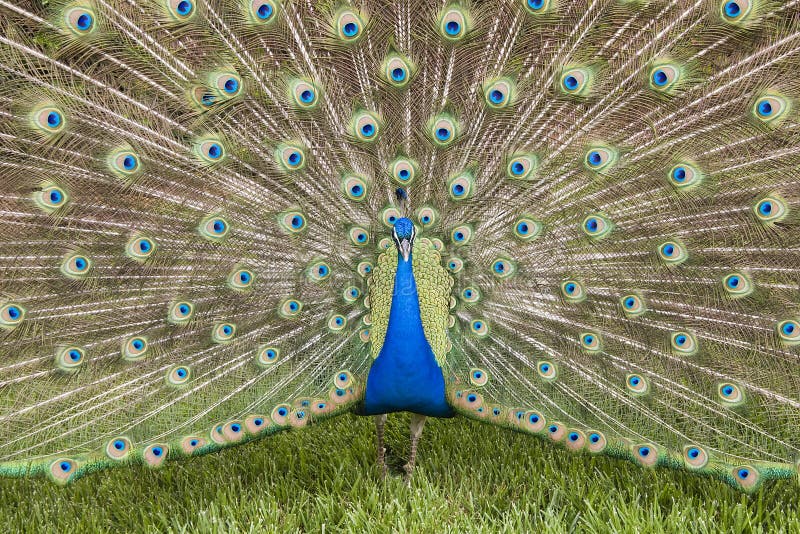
[392,217,416,261]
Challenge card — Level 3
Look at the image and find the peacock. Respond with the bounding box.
[0,0,799,493]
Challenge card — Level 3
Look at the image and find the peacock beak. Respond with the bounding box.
[399,238,412,261]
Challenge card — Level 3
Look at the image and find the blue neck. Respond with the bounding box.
[362,250,453,417]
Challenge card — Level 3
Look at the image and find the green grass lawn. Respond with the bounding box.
[1,414,797,533]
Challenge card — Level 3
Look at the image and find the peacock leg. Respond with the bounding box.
[403,413,427,483]
[374,414,388,479]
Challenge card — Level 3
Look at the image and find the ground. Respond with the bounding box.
[0,414,797,533]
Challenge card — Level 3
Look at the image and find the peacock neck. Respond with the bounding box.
[361,250,454,417]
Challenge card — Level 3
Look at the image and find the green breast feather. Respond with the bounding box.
[368,238,453,366]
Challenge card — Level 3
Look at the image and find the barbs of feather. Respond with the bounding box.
[0,0,798,493]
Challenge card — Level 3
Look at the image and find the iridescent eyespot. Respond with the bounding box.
[469,368,489,386]
[167,0,195,20]
[450,225,473,245]
[620,293,645,316]
[246,414,268,434]
[513,217,542,241]
[328,314,347,332]
[580,332,601,351]
[65,7,96,35]
[49,458,78,484]
[336,9,364,42]
[357,261,373,277]
[304,261,330,283]
[342,174,368,201]
[279,298,303,318]
[106,437,132,460]
[460,286,481,304]
[584,146,617,173]
[752,93,789,125]
[31,105,66,135]
[290,78,320,109]
[168,301,194,324]
[220,420,244,442]
[228,267,255,290]
[381,207,403,228]
[428,114,458,147]
[34,183,69,213]
[211,71,242,98]
[721,0,753,24]
[483,78,516,109]
[586,431,607,453]
[351,110,381,142]
[634,443,658,467]
[560,67,592,96]
[107,147,141,178]
[668,163,703,189]
[212,322,236,343]
[448,171,474,201]
[470,319,489,337]
[523,410,546,433]
[181,436,206,454]
[506,153,537,180]
[658,240,688,265]
[491,257,516,279]
[270,404,291,426]
[447,257,463,273]
[122,336,148,360]
[384,54,414,88]
[547,422,566,442]
[275,142,306,171]
[56,346,85,372]
[648,63,681,93]
[777,319,800,345]
[333,370,352,389]
[565,429,586,451]
[359,328,371,342]
[561,280,585,303]
[682,445,709,469]
[0,302,25,330]
[625,374,649,395]
[194,138,226,163]
[249,0,277,23]
[126,235,156,260]
[189,86,217,110]
[537,361,557,380]
[167,365,191,385]
[416,206,438,228]
[439,5,469,41]
[144,443,169,468]
[717,382,744,405]
[279,210,306,234]
[524,0,554,14]
[581,214,613,238]
[390,157,418,184]
[753,195,787,224]
[199,215,230,241]
[256,346,279,366]
[733,465,759,490]
[722,273,752,298]
[348,226,370,246]
[343,286,361,303]
[61,253,91,279]
[670,331,697,355]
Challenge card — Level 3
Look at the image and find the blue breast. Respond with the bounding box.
[362,251,454,417]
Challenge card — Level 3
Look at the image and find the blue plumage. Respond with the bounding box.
[362,219,453,418]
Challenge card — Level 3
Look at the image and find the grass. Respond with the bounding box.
[0,414,797,533]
